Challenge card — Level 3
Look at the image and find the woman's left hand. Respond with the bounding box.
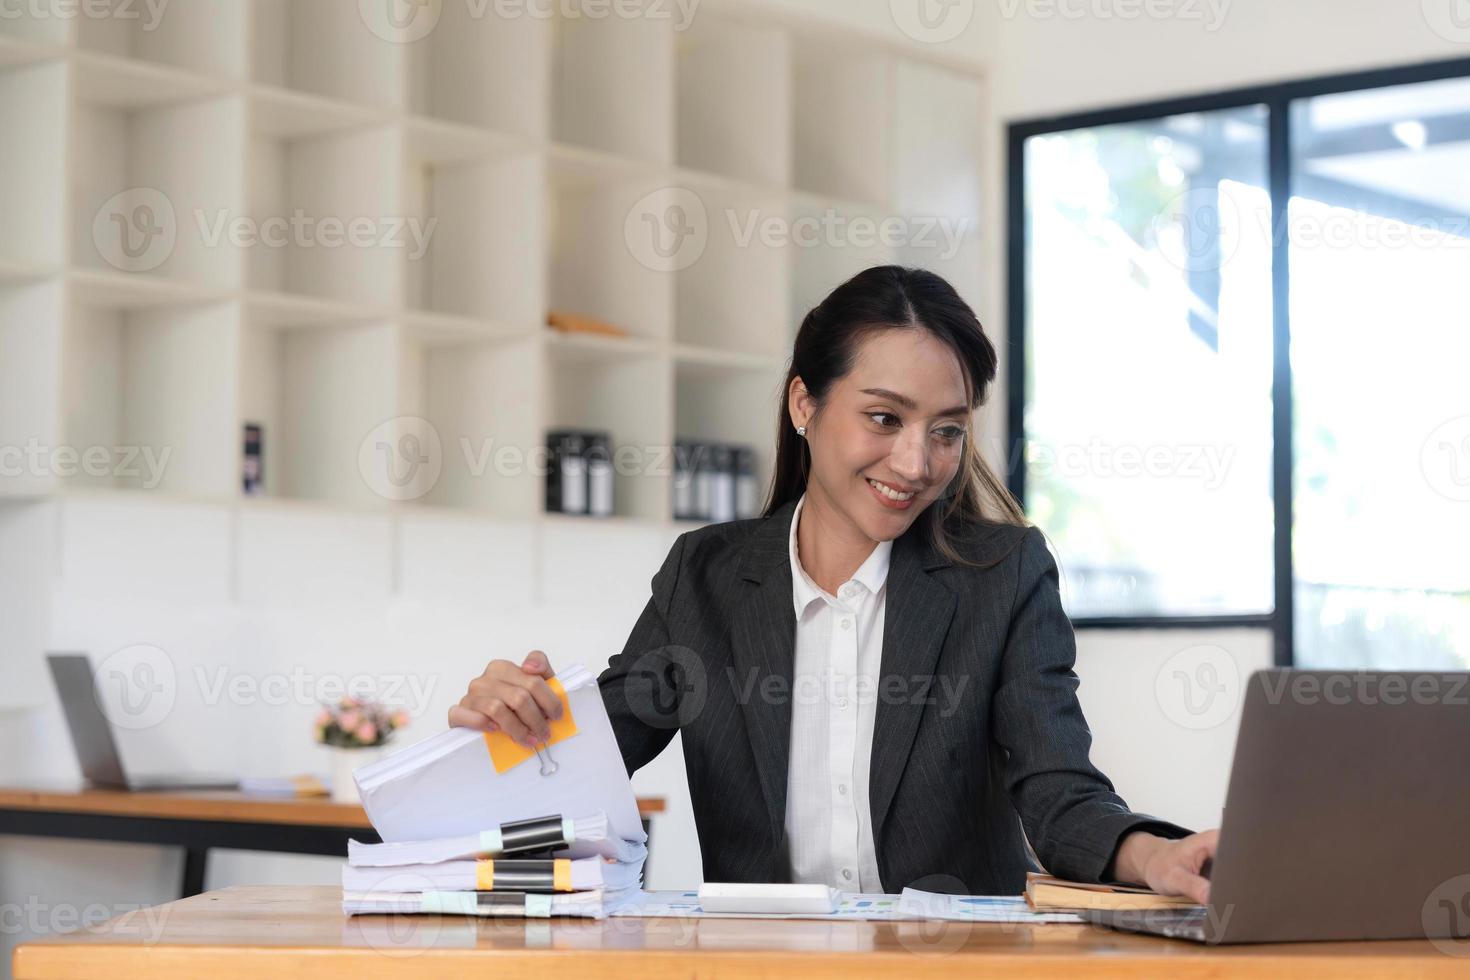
[1113,829,1219,904]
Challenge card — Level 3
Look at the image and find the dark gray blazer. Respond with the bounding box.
[597,498,1192,894]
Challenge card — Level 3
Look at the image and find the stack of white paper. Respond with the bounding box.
[342,664,648,920]
[348,811,646,866]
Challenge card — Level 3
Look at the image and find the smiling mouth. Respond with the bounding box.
[866,477,917,502]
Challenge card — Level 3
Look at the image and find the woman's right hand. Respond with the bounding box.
[447,650,562,748]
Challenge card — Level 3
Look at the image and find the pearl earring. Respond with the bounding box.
[796,426,807,437]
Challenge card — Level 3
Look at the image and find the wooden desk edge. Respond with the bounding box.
[17,933,1468,980]
[12,886,1469,980]
[0,788,665,828]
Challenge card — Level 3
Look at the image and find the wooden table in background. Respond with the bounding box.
[0,785,665,898]
[12,885,1465,980]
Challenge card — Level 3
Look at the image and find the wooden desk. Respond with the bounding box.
[12,885,1464,979]
[0,786,665,898]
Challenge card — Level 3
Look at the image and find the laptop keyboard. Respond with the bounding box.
[1088,907,1210,942]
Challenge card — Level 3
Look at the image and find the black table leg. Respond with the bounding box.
[181,846,208,898]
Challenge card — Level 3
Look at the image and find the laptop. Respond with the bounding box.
[48,653,238,791]
[1084,668,1470,944]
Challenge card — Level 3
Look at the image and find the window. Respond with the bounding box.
[1010,59,1470,668]
[1289,79,1470,670]
[1019,107,1272,620]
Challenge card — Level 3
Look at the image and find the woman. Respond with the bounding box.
[451,266,1218,901]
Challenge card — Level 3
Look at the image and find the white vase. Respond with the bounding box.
[329,746,382,804]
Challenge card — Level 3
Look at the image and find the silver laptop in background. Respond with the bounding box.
[47,653,238,791]
[1084,668,1470,944]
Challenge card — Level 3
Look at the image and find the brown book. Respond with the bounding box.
[1024,872,1200,912]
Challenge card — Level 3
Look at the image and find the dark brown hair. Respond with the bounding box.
[763,265,1028,566]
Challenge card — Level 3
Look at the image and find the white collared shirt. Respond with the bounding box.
[783,493,892,893]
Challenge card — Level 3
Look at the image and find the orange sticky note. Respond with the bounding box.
[553,859,571,892]
[482,677,579,774]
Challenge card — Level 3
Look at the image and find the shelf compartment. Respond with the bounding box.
[250,0,406,109]
[63,289,240,497]
[406,2,551,138]
[792,41,892,208]
[76,0,248,78]
[552,0,674,164]
[676,17,790,186]
[0,279,65,496]
[891,60,983,222]
[399,333,543,518]
[246,120,405,307]
[889,59,983,302]
[239,316,399,508]
[545,339,670,521]
[674,356,783,520]
[404,145,544,325]
[547,167,674,342]
[0,61,66,269]
[673,184,790,358]
[73,89,246,286]
[789,200,899,327]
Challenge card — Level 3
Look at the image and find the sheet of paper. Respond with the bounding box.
[897,888,1084,923]
[612,890,909,920]
[353,664,645,845]
[611,890,1076,922]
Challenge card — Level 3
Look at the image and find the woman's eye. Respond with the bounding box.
[868,412,901,429]
[934,427,967,444]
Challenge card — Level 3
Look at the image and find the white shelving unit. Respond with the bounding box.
[0,1,984,525]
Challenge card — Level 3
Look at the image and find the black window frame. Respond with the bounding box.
[1006,55,1470,665]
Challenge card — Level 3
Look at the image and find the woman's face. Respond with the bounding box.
[790,328,971,543]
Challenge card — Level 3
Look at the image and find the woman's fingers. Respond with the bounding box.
[449,656,562,746]
[447,704,495,732]
[467,684,545,743]
[512,651,562,722]
[522,649,556,679]
[1151,830,1218,904]
[1171,867,1211,905]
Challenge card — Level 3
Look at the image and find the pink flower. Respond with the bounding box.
[314,708,331,727]
[339,710,361,731]
[355,721,378,744]
[391,711,410,730]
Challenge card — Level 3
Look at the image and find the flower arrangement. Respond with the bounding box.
[314,697,410,749]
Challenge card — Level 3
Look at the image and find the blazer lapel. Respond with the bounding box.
[868,525,957,844]
[729,499,799,851]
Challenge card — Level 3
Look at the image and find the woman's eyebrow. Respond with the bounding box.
[861,388,970,418]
